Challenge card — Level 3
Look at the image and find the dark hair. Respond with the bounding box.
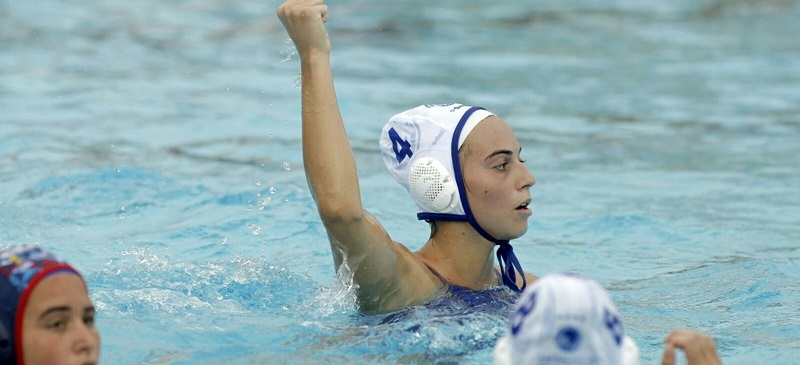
[428,220,438,238]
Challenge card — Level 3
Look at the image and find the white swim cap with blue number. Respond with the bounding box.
[494,272,640,365]
[379,103,494,220]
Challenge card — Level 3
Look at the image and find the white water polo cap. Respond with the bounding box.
[494,272,640,365]
[380,103,527,294]
[379,103,495,220]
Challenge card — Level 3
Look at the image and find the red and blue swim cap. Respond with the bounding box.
[0,245,82,365]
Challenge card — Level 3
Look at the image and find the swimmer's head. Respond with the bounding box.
[380,103,528,293]
[494,272,640,365]
[380,103,495,221]
[0,245,93,365]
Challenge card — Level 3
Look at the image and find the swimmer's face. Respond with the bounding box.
[22,273,100,365]
[460,116,535,240]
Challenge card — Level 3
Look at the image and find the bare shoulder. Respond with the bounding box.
[354,238,445,314]
[389,243,446,302]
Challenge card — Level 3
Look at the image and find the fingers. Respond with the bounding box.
[276,0,332,57]
[663,329,722,365]
[666,328,717,353]
[320,5,329,22]
[277,0,327,22]
[661,343,675,365]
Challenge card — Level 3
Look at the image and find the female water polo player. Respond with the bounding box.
[1,245,100,365]
[277,0,537,313]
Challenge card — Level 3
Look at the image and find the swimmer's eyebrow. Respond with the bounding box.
[485,147,522,161]
[38,305,95,319]
[39,306,70,319]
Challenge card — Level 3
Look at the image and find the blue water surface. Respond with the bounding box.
[1,0,799,364]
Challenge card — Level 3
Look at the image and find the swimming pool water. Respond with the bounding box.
[2,0,799,364]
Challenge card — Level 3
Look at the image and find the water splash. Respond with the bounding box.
[90,250,316,316]
[307,254,359,317]
[279,38,297,63]
[246,223,261,235]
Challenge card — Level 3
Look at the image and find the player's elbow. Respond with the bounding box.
[316,200,363,225]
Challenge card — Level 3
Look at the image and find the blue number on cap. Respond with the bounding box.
[604,309,624,345]
[388,127,413,163]
[511,292,537,336]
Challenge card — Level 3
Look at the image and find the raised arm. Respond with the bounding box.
[276,1,357,222]
[276,0,438,312]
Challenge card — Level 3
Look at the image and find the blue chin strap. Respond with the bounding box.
[495,240,526,292]
[451,106,527,293]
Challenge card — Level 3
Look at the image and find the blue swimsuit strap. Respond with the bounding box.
[424,263,450,288]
